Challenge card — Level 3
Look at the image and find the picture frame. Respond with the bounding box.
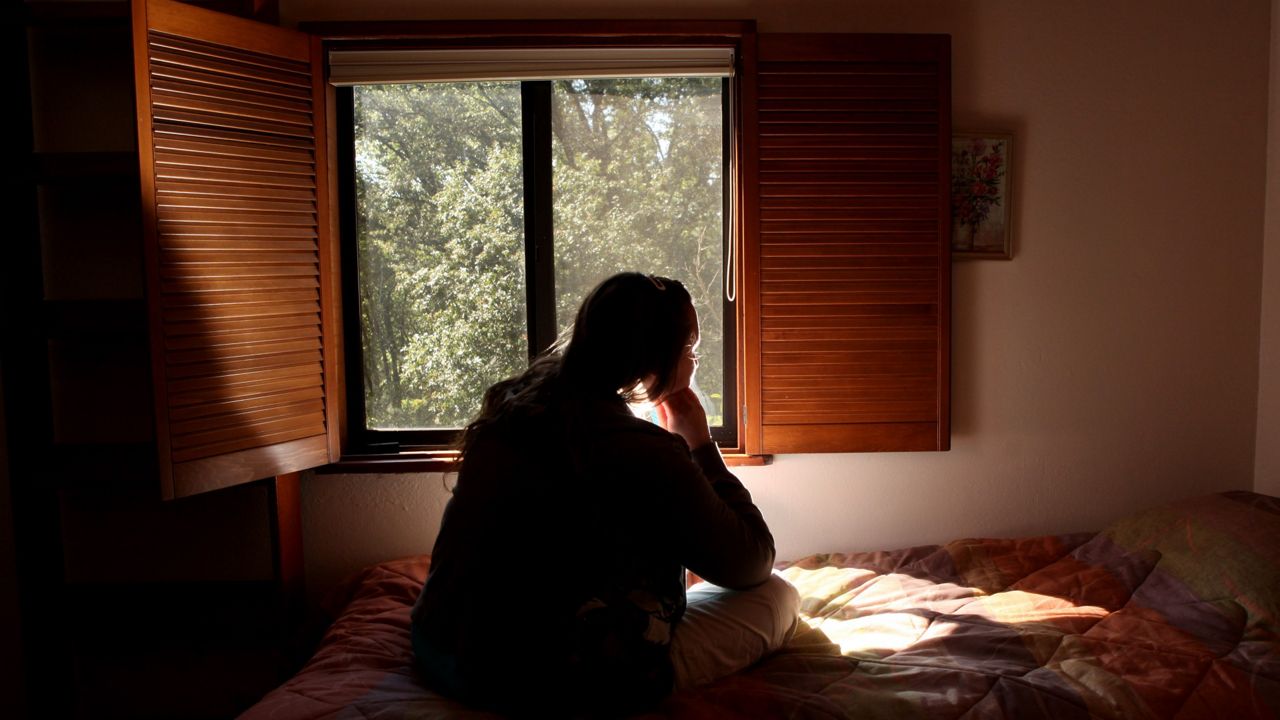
[951,132,1013,259]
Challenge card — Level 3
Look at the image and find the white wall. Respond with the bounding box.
[292,0,1271,598]
[1259,0,1280,497]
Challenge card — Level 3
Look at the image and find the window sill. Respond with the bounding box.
[318,449,770,474]
[722,453,771,467]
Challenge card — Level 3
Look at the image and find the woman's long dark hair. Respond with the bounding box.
[456,272,695,458]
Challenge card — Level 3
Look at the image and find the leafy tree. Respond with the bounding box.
[353,77,727,429]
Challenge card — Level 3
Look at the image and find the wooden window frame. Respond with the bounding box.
[307,21,758,471]
[333,76,739,455]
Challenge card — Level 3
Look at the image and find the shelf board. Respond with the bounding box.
[23,1,130,26]
[43,298,147,341]
[50,441,158,496]
[31,151,138,182]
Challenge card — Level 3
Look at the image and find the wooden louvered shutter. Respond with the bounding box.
[745,34,951,454]
[132,0,337,498]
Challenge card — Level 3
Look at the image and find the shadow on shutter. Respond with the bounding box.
[749,34,951,454]
[134,0,336,498]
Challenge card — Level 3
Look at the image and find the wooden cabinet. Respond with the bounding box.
[7,3,302,717]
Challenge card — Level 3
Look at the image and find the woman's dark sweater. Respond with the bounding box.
[410,391,774,716]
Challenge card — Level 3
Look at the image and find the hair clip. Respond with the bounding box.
[647,275,666,291]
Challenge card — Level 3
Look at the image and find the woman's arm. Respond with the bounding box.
[651,390,775,589]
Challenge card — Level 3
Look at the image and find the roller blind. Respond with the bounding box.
[327,46,735,85]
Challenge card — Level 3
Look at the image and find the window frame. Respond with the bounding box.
[311,21,758,468]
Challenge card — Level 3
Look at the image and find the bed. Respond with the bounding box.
[240,491,1280,718]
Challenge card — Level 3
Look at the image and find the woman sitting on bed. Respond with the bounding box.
[411,272,799,717]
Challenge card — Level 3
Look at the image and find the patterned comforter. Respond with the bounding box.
[241,491,1280,718]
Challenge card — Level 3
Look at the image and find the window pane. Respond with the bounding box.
[551,77,727,424]
[353,82,526,429]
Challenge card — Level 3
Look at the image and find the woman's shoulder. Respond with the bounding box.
[575,404,690,464]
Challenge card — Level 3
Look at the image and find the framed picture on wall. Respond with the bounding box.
[951,132,1013,259]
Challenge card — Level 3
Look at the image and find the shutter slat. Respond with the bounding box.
[762,407,936,424]
[157,180,317,203]
[764,325,935,340]
[168,362,321,395]
[172,411,327,451]
[154,151,314,179]
[759,182,937,196]
[152,106,314,140]
[761,110,938,124]
[163,277,320,294]
[168,386,323,422]
[761,242,938,257]
[167,350,323,379]
[149,31,310,79]
[159,211,316,227]
[151,89,313,131]
[164,289,318,307]
[154,121,313,153]
[153,135,314,165]
[160,195,316,214]
[171,398,325,435]
[151,88,312,129]
[167,337,321,364]
[760,98,937,112]
[158,264,318,280]
[759,123,937,137]
[762,423,938,453]
[171,424,325,463]
[762,379,936,394]
[760,60,934,75]
[764,268,938,282]
[759,134,937,149]
[767,374,934,391]
[762,255,937,270]
[759,85,937,100]
[152,76,311,115]
[762,160,937,176]
[149,45,310,91]
[762,304,935,319]
[762,219,937,232]
[159,239,319,253]
[751,34,949,453]
[763,291,937,305]
[764,337,936,353]
[762,315,937,331]
[166,315,318,337]
[154,160,317,188]
[162,301,320,323]
[161,250,318,264]
[170,372,323,407]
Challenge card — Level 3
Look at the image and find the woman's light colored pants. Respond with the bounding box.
[670,571,801,689]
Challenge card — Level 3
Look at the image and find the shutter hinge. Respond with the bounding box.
[742,403,748,428]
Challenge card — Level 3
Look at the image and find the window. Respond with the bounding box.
[132,8,951,488]
[336,54,737,451]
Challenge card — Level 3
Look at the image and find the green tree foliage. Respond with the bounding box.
[552,78,725,420]
[354,77,726,430]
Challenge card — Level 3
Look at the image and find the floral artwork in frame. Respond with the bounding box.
[951,133,1013,259]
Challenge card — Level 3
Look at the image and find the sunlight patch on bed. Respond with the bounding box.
[783,565,1111,658]
[803,611,933,657]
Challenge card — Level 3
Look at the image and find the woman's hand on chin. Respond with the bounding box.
[656,388,713,451]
